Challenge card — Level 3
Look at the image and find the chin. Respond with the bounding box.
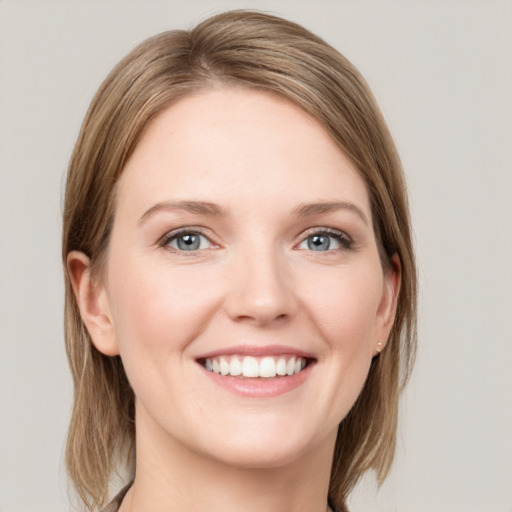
[206,440,312,471]
[191,415,333,471]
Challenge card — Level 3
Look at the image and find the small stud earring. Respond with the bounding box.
[376,342,383,353]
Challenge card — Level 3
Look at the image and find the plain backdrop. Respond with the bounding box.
[0,1,511,511]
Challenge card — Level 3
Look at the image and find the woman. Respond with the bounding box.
[63,10,416,512]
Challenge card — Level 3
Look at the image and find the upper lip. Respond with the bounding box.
[195,344,316,360]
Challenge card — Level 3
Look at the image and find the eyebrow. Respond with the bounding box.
[138,200,229,224]
[138,199,368,226]
[292,201,369,225]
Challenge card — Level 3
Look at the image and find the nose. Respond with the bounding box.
[223,246,297,327]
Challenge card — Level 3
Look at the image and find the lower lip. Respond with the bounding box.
[199,363,313,398]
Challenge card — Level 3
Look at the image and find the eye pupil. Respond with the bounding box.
[177,234,200,250]
[308,234,330,251]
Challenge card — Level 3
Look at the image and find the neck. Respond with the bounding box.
[120,405,336,512]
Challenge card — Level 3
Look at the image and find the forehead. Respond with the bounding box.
[117,87,371,218]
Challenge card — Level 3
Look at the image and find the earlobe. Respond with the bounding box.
[67,251,120,356]
[373,253,401,356]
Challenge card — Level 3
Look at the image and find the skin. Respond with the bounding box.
[69,87,399,512]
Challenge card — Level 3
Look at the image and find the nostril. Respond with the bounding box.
[232,311,291,326]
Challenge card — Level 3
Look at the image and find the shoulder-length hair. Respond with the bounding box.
[62,10,416,511]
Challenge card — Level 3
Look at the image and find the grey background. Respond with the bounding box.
[1,1,511,511]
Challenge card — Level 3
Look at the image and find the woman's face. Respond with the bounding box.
[86,87,398,469]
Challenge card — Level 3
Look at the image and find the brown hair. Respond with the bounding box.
[63,10,416,511]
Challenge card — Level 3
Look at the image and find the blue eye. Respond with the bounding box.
[298,230,352,252]
[165,231,212,252]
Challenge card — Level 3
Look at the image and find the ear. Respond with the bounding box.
[67,251,120,356]
[373,253,401,356]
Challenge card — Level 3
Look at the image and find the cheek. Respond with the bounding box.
[107,256,223,357]
[303,268,383,421]
[302,266,383,351]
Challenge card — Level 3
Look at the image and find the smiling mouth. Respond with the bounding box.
[198,355,313,379]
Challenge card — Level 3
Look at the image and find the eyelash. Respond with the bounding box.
[159,227,214,255]
[158,227,354,255]
[298,228,354,252]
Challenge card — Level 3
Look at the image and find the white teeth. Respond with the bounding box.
[219,357,230,376]
[229,357,242,376]
[259,357,277,378]
[203,355,308,378]
[286,357,296,376]
[276,357,287,376]
[242,356,260,377]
